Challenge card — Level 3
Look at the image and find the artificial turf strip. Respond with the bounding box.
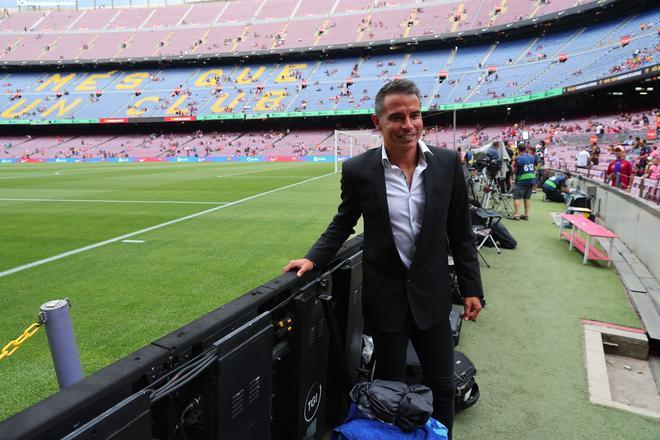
[456,194,658,439]
[0,164,658,438]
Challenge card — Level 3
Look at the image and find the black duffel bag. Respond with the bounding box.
[566,190,590,209]
[490,221,517,249]
[406,347,480,412]
[453,351,480,411]
[480,219,517,249]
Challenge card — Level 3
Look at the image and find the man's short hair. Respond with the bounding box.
[518,144,527,152]
[374,79,421,116]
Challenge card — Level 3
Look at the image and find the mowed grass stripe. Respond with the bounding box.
[0,163,233,179]
[0,171,335,278]
[0,202,205,271]
[0,198,228,205]
[216,163,309,178]
[0,162,291,178]
[0,162,324,202]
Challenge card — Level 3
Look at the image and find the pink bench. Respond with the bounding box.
[559,214,619,265]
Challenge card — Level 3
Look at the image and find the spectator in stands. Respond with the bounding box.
[646,155,660,181]
[590,143,601,166]
[631,137,643,156]
[595,122,604,141]
[606,145,633,191]
[635,140,651,177]
[511,144,537,220]
[542,172,571,203]
[623,135,634,148]
[284,79,483,440]
[576,146,591,169]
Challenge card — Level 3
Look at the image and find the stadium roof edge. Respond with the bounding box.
[0,0,644,72]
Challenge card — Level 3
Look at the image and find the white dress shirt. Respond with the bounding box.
[381,140,432,268]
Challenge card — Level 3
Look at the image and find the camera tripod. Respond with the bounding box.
[473,169,514,216]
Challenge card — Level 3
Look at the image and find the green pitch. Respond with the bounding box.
[0,162,657,439]
[0,161,342,420]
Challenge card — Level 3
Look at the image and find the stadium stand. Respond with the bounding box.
[2,110,654,159]
[0,6,657,122]
[0,0,612,63]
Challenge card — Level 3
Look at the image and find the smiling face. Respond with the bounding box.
[372,93,423,154]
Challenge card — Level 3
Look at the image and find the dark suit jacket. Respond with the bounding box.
[306,146,483,331]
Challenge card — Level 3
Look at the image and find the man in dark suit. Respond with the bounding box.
[283,79,483,438]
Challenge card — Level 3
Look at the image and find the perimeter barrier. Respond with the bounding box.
[0,235,366,440]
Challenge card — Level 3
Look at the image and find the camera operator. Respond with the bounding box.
[474,141,513,187]
[486,141,500,162]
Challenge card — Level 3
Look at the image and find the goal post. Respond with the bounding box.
[333,129,382,173]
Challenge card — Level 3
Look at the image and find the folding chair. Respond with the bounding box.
[471,208,502,267]
[474,226,501,254]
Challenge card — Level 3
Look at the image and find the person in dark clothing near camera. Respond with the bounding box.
[283,79,483,439]
[542,172,571,203]
[510,144,537,220]
[503,140,514,192]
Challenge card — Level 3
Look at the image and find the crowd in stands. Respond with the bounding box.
[422,111,655,151]
[2,109,654,159]
[539,114,660,203]
[0,0,593,63]
[3,107,657,203]
[571,138,659,180]
[1,6,657,123]
[610,46,657,74]
[450,108,659,205]
[1,128,338,160]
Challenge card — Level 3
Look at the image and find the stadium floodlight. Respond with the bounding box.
[333,130,382,173]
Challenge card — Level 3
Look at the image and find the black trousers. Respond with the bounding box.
[543,188,565,203]
[371,316,456,438]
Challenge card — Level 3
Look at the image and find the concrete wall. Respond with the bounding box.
[574,176,660,280]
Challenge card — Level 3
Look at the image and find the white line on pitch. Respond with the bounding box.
[0,198,229,205]
[121,240,145,244]
[0,171,336,278]
[0,162,287,179]
[216,163,305,178]
[222,174,320,179]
